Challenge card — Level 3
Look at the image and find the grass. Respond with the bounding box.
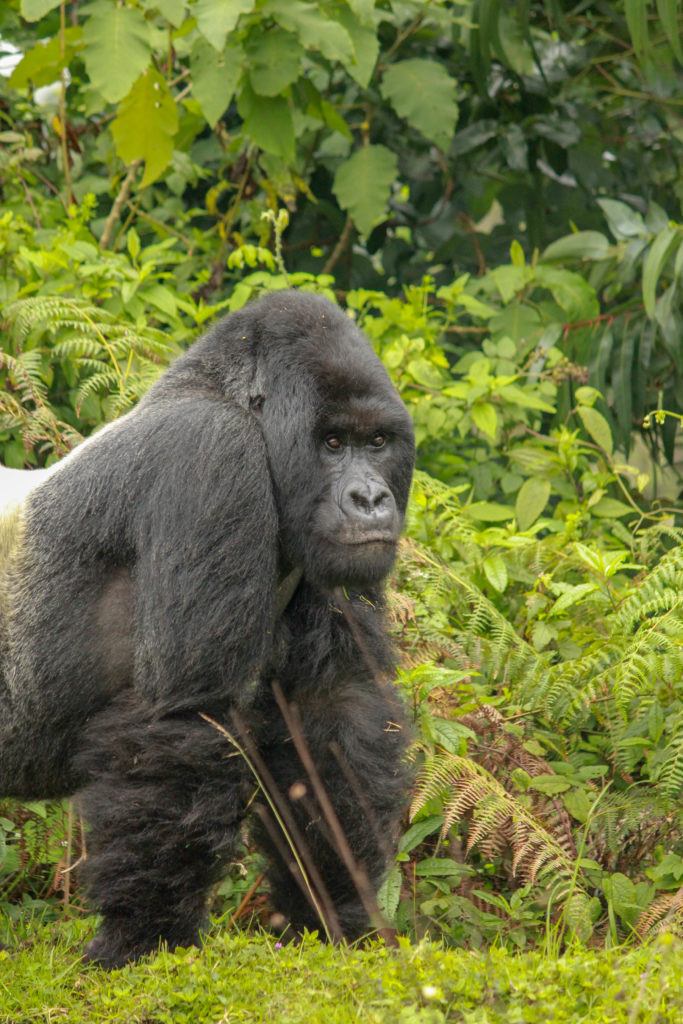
[0,919,681,1023]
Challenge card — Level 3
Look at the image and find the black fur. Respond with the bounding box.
[0,291,415,967]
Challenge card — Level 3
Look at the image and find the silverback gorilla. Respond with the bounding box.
[0,291,415,968]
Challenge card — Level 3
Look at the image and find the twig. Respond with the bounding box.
[323,216,354,276]
[227,872,265,928]
[100,160,142,249]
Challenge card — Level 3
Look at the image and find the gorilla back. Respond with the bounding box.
[0,290,415,967]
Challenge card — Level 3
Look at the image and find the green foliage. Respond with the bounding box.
[1,926,682,1024]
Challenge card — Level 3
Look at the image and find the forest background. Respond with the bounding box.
[1,1,683,1019]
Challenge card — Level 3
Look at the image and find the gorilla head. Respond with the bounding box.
[170,290,415,592]
[254,294,414,590]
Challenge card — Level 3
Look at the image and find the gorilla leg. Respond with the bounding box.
[253,680,409,941]
[76,698,249,968]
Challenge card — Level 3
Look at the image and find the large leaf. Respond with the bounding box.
[190,37,242,126]
[246,28,303,96]
[333,144,398,237]
[380,59,458,150]
[657,0,683,62]
[111,69,179,187]
[83,2,151,104]
[541,231,610,262]
[577,406,613,455]
[642,225,680,318]
[335,8,379,87]
[194,0,256,51]
[515,476,551,530]
[265,0,354,63]
[9,28,82,90]
[597,198,646,240]
[20,0,61,20]
[237,82,295,161]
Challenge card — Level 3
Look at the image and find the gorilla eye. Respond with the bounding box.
[370,433,386,448]
[325,434,344,451]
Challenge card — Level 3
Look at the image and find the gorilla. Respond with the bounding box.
[0,290,415,968]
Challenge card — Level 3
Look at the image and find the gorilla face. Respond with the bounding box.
[255,304,415,591]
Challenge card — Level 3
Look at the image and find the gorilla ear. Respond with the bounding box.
[249,394,265,413]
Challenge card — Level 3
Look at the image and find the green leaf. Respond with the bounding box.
[237,82,295,162]
[482,554,508,593]
[111,69,179,187]
[335,8,379,87]
[333,144,398,236]
[657,0,683,62]
[152,0,187,28]
[528,774,572,795]
[515,477,551,530]
[83,2,151,104]
[194,0,256,51]
[603,872,639,924]
[265,0,354,63]
[541,231,610,262]
[376,863,402,921]
[597,198,647,240]
[191,37,242,126]
[9,28,82,90]
[625,0,649,62]
[246,28,303,96]
[380,59,458,150]
[464,502,515,522]
[471,401,498,439]
[497,384,555,413]
[535,266,599,320]
[590,497,634,519]
[577,406,613,455]
[398,816,443,855]
[20,0,61,20]
[406,358,445,388]
[642,226,680,318]
[415,858,466,877]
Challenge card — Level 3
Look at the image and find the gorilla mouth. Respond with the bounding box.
[340,531,396,546]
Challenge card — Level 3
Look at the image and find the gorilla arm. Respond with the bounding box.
[125,397,279,714]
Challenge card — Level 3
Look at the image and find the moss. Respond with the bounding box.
[0,920,681,1023]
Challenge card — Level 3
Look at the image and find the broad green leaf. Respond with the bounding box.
[237,82,295,162]
[603,872,639,924]
[380,59,458,150]
[415,857,467,877]
[429,717,474,753]
[83,2,151,103]
[483,554,508,592]
[464,502,515,522]
[194,0,256,51]
[590,497,634,519]
[398,815,443,855]
[541,231,610,262]
[497,384,555,413]
[625,0,649,62]
[335,7,379,87]
[9,28,82,90]
[657,0,683,62]
[376,863,401,921]
[597,198,646,240]
[515,477,551,530]
[406,358,445,388]
[551,583,599,615]
[471,401,498,439]
[265,0,354,63]
[152,0,187,27]
[577,406,613,455]
[246,28,303,96]
[528,774,571,795]
[190,37,242,126]
[20,0,61,20]
[333,144,398,236]
[111,69,179,187]
[642,225,680,317]
[535,265,599,320]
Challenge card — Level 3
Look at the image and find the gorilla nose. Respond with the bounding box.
[342,479,395,529]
